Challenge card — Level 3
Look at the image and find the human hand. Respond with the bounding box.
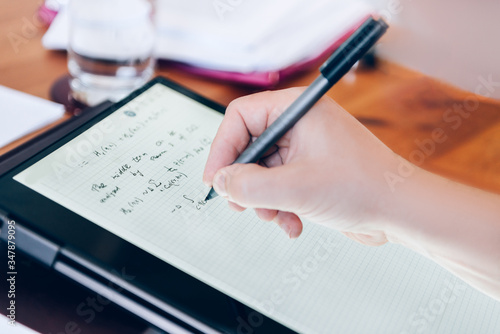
[203,88,398,245]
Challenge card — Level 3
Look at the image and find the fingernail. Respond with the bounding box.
[289,228,300,239]
[213,171,228,198]
[281,224,292,239]
[202,178,211,187]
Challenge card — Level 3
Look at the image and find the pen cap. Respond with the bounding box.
[320,17,388,83]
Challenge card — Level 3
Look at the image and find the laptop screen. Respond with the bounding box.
[13,83,500,333]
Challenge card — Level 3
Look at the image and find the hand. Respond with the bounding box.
[203,88,500,300]
[203,88,398,244]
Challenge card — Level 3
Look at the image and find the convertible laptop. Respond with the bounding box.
[1,77,499,333]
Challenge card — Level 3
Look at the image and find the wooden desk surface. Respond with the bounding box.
[1,1,499,333]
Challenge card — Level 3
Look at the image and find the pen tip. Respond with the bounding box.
[204,188,218,201]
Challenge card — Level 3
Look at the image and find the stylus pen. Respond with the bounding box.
[205,16,388,201]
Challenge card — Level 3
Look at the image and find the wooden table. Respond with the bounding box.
[1,1,499,333]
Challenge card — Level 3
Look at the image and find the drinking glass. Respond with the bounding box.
[68,0,156,106]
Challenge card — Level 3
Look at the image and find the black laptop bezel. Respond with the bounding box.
[0,77,295,333]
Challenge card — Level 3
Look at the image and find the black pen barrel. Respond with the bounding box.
[234,76,330,164]
[320,17,388,82]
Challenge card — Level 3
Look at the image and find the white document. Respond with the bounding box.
[43,0,373,72]
[14,84,500,333]
[0,315,40,334]
[0,86,65,149]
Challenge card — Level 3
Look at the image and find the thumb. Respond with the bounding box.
[212,163,299,211]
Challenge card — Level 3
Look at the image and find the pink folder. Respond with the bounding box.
[37,4,59,26]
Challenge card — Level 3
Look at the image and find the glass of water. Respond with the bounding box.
[68,0,156,106]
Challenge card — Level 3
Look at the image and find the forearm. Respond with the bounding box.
[383,164,500,300]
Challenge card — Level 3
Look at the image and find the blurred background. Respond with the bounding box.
[371,0,500,100]
[39,0,500,99]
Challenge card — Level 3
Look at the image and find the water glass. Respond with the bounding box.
[68,0,156,106]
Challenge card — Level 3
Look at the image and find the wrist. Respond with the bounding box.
[375,156,434,252]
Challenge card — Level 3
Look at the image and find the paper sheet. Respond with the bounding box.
[0,86,65,149]
[14,84,500,333]
[0,315,40,334]
[42,0,372,72]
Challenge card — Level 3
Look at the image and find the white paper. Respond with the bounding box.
[0,86,65,149]
[14,84,500,333]
[0,315,40,334]
[43,0,373,72]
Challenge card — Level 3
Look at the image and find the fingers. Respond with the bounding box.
[260,146,286,168]
[341,231,388,246]
[202,108,249,187]
[255,208,278,221]
[203,88,304,186]
[228,204,301,239]
[274,211,303,239]
[228,201,246,212]
[212,163,302,211]
[228,201,289,239]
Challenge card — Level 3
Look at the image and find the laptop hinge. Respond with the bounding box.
[54,260,194,334]
[57,247,220,334]
[0,210,60,267]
